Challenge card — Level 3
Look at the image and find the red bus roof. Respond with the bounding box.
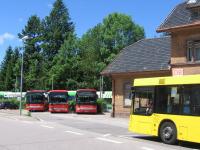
[48,90,68,93]
[27,90,46,93]
[77,89,96,92]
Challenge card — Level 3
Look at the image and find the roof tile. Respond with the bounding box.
[101,37,171,75]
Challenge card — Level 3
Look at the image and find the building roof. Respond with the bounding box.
[101,37,171,75]
[157,0,200,32]
[187,0,200,8]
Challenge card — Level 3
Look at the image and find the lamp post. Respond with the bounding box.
[19,35,29,116]
[52,75,54,90]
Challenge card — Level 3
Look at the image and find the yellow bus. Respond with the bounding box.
[129,74,200,144]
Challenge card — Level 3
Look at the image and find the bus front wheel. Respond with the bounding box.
[159,121,177,145]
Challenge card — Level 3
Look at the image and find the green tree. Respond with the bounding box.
[12,47,21,92]
[49,33,79,89]
[102,13,145,63]
[79,13,145,90]
[0,46,21,91]
[42,0,74,63]
[18,15,44,90]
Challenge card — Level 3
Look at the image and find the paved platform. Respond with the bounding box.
[0,109,38,121]
[0,110,130,127]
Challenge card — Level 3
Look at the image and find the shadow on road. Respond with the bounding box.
[132,136,200,149]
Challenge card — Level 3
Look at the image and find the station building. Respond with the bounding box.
[101,0,200,117]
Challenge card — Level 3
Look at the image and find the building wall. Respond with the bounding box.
[171,28,200,74]
[111,71,170,118]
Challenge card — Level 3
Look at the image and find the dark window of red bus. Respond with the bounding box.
[49,92,68,104]
[76,91,97,104]
[26,93,45,104]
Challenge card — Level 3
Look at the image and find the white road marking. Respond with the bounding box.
[103,134,111,137]
[96,137,123,144]
[22,121,33,124]
[65,131,83,135]
[40,125,54,129]
[141,147,155,150]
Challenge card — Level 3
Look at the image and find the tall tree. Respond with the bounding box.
[0,46,21,91]
[42,0,74,63]
[18,15,43,90]
[12,47,21,91]
[49,33,79,89]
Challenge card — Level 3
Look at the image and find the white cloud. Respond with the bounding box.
[0,33,15,45]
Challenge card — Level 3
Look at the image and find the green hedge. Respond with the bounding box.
[97,98,107,114]
[68,100,76,112]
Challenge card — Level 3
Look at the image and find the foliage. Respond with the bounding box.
[0,47,21,91]
[0,1,145,92]
[79,13,145,90]
[42,0,74,63]
[18,15,45,90]
[68,100,76,112]
[97,98,107,113]
[49,33,79,89]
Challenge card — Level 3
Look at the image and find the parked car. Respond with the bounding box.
[0,101,18,109]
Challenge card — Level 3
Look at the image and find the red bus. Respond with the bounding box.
[25,90,48,112]
[76,89,97,113]
[48,90,69,113]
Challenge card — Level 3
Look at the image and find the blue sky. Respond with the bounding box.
[0,0,183,62]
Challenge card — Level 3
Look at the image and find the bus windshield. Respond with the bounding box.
[26,93,45,104]
[77,91,97,104]
[49,92,68,104]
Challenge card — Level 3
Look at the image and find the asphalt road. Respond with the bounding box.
[0,111,199,150]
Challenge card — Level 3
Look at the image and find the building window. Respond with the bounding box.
[187,47,193,62]
[123,82,132,107]
[195,47,200,61]
[187,40,200,62]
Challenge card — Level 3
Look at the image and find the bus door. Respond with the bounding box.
[131,87,155,135]
[180,85,200,142]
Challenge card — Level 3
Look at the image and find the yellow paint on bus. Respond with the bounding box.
[133,74,200,87]
[129,74,200,144]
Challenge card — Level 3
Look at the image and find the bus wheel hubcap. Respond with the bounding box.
[163,127,173,140]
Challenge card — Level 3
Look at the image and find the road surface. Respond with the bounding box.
[0,111,199,150]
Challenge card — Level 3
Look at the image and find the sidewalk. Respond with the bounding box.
[0,109,38,121]
[0,109,130,128]
[49,112,130,128]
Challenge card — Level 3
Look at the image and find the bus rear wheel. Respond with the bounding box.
[159,122,177,145]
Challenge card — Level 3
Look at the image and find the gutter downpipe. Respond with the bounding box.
[111,77,115,118]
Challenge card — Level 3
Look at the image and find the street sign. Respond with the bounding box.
[172,68,183,76]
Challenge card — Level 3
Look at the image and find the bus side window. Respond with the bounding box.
[133,87,154,115]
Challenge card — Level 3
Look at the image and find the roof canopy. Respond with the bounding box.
[157,0,200,32]
[101,37,171,75]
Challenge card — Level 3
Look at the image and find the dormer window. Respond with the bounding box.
[191,8,200,20]
[187,40,200,62]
